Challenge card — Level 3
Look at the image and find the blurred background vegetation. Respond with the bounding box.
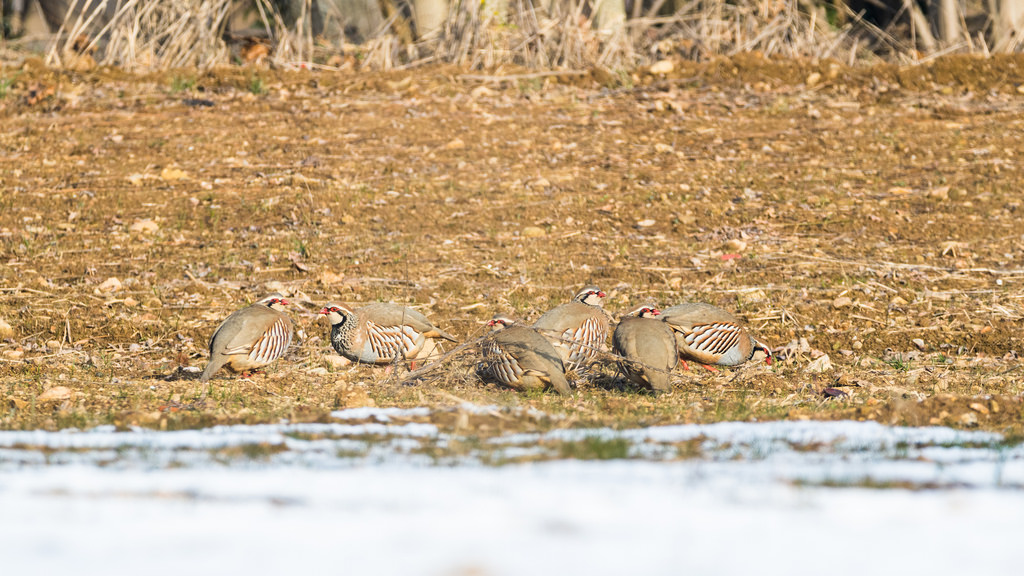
[1,0,1022,70]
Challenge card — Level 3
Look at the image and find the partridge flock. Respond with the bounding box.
[199,286,772,395]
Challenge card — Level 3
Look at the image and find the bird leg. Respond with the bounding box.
[680,359,690,371]
[700,364,719,373]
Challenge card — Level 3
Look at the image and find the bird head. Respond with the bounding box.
[319,303,352,325]
[259,293,290,311]
[622,304,660,319]
[574,285,606,307]
[486,314,517,331]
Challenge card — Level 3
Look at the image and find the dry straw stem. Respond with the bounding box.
[37,0,950,73]
[47,0,233,70]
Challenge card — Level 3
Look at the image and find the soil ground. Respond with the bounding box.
[1,54,1023,437]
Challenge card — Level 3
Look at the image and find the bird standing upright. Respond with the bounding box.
[612,305,678,393]
[201,293,293,381]
[532,285,609,370]
[480,315,570,395]
[320,302,457,365]
[660,302,772,371]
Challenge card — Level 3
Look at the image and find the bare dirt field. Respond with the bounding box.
[2,54,1023,436]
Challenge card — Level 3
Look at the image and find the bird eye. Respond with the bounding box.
[331,307,339,312]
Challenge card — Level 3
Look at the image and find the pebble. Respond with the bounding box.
[0,317,12,338]
[958,412,979,427]
[832,296,853,309]
[38,386,72,402]
[96,277,122,293]
[912,338,926,351]
[649,59,674,75]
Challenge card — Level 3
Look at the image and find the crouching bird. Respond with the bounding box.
[532,285,609,370]
[659,302,773,371]
[479,315,570,395]
[201,293,293,381]
[612,305,678,393]
[320,302,456,365]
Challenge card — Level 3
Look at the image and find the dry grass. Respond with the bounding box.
[28,0,921,73]
[2,57,1024,434]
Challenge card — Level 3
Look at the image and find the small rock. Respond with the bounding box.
[958,412,978,427]
[832,296,853,309]
[2,349,24,360]
[890,296,908,307]
[444,138,466,150]
[127,174,148,186]
[38,386,72,402]
[96,277,122,293]
[822,387,847,398]
[323,355,352,369]
[969,402,990,415]
[46,340,62,350]
[912,338,926,351]
[0,317,13,338]
[129,219,159,234]
[522,226,546,238]
[1017,84,1024,94]
[530,177,551,188]
[160,167,189,180]
[470,85,496,99]
[806,72,822,86]
[649,59,674,75]
[724,239,747,252]
[805,354,833,373]
[636,219,656,228]
[852,341,863,350]
[306,367,329,376]
[654,143,673,153]
[124,297,139,308]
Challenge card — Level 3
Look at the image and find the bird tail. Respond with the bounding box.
[434,327,458,342]
[527,369,570,396]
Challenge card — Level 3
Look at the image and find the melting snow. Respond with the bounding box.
[1,410,1021,575]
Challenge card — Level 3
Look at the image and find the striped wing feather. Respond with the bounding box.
[246,317,292,363]
[684,322,742,358]
[365,321,421,361]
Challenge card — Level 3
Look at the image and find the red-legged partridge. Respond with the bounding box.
[660,302,773,370]
[320,302,457,365]
[201,293,293,381]
[612,305,678,393]
[532,285,609,369]
[480,315,570,395]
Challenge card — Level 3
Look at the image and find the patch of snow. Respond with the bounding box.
[330,406,432,422]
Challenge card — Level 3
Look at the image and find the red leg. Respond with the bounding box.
[680,359,691,371]
[701,364,719,373]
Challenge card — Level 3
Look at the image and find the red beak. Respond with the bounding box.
[597,291,606,297]
[319,307,329,314]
